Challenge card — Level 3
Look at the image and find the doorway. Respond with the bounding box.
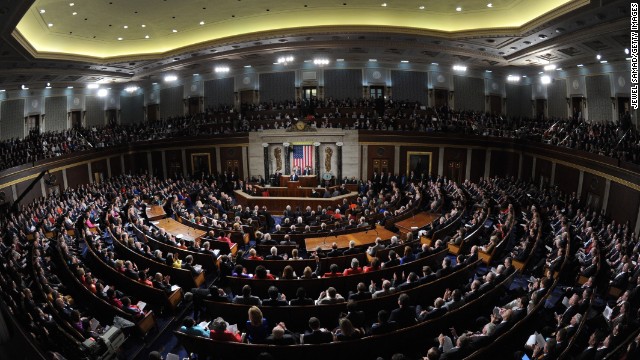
[70,111,82,128]
[370,86,384,99]
[147,104,159,122]
[448,161,463,184]
[188,97,201,116]
[106,109,117,125]
[535,99,546,119]
[302,86,317,99]
[489,95,502,116]
[434,89,449,108]
[25,115,40,136]
[571,97,583,119]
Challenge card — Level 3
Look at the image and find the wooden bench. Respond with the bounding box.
[83,237,183,312]
[227,248,449,299]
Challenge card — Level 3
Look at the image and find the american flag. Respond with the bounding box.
[292,145,313,172]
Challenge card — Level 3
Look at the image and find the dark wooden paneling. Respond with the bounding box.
[91,159,108,182]
[66,163,89,189]
[554,164,579,195]
[219,146,243,178]
[470,149,486,182]
[123,153,148,175]
[165,150,183,179]
[15,179,43,205]
[443,147,466,182]
[607,182,640,229]
[151,151,164,179]
[581,172,606,210]
[109,156,122,178]
[0,186,12,203]
[398,146,439,177]
[46,170,64,195]
[490,150,518,179]
[535,158,552,183]
[521,155,533,181]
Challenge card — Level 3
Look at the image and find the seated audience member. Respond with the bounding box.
[233,285,262,306]
[209,317,242,342]
[317,287,346,305]
[254,265,275,280]
[265,246,284,261]
[303,317,333,344]
[265,324,297,345]
[367,238,385,256]
[262,286,288,306]
[289,287,314,306]
[349,282,373,301]
[343,258,363,275]
[333,318,362,341]
[246,306,270,344]
[370,279,396,298]
[180,317,210,337]
[323,264,344,278]
[368,309,397,335]
[389,293,417,328]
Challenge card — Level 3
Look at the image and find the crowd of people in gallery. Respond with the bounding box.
[1,161,640,359]
[0,97,637,172]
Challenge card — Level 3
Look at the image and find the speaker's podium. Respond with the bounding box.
[280,175,316,188]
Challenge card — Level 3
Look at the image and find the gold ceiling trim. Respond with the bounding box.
[13,0,589,64]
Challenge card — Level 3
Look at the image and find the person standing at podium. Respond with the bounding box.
[290,172,299,181]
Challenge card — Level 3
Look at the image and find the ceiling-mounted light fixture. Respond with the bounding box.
[541,75,551,84]
[164,75,178,82]
[214,66,230,73]
[543,64,556,71]
[452,65,467,71]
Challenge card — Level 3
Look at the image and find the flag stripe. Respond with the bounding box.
[292,145,313,171]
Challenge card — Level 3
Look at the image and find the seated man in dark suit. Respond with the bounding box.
[265,246,285,261]
[290,172,299,181]
[368,309,397,335]
[348,282,373,301]
[289,287,314,306]
[418,297,447,322]
[326,242,343,257]
[389,293,417,328]
[262,286,288,306]
[303,166,312,175]
[302,317,333,344]
[265,324,297,345]
[343,240,360,255]
[233,285,262,306]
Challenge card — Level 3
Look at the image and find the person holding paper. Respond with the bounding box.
[180,317,210,337]
[209,317,241,342]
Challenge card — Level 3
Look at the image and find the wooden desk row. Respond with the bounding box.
[234,190,358,212]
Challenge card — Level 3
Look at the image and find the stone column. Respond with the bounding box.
[284,143,291,175]
[314,142,321,182]
[336,142,343,182]
[262,143,269,180]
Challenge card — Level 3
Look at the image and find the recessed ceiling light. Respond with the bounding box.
[244,65,252,68]
[48,23,53,27]
[117,37,123,40]
[456,6,462,12]
[193,73,199,76]
[600,60,607,64]
[72,12,77,15]
[172,29,178,32]
[69,3,75,6]
[485,70,492,73]
[87,84,99,89]
[141,24,146,27]
[369,59,377,62]
[419,6,425,10]
[39,9,45,14]
[381,3,387,7]
[199,21,205,25]
[431,62,438,65]
[625,48,630,54]
[145,35,150,39]
[0,89,5,92]
[21,85,28,90]
[577,64,584,67]
[543,64,556,71]
[452,65,467,71]
[97,89,108,97]
[123,25,128,29]
[541,75,551,84]
[596,54,601,60]
[401,60,409,63]
[522,75,527,78]
[164,75,178,82]
[336,59,344,62]
[487,3,493,7]
[67,86,73,89]
[556,68,562,71]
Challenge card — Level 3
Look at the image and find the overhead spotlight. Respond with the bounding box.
[555,68,562,71]
[145,35,150,39]
[48,23,53,27]
[97,89,108,97]
[543,64,556,71]
[244,65,252,68]
[431,62,439,65]
[577,64,584,67]
[336,59,344,62]
[541,75,551,84]
[596,54,601,60]
[313,59,330,65]
[21,85,29,90]
[172,29,178,33]
[47,83,51,87]
[214,66,230,73]
[452,65,467,71]
[456,6,462,12]
[69,3,75,6]
[381,3,387,7]
[87,83,100,89]
[199,21,205,25]
[125,86,139,93]
[625,48,629,55]
[67,86,74,89]
[164,75,178,82]
[40,9,45,13]
[485,70,492,73]
[117,37,123,40]
[507,75,520,82]
[369,59,378,62]
[277,56,294,64]
[141,24,146,27]
[419,6,425,10]
[400,60,409,63]
[600,60,608,64]
[487,3,493,7]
